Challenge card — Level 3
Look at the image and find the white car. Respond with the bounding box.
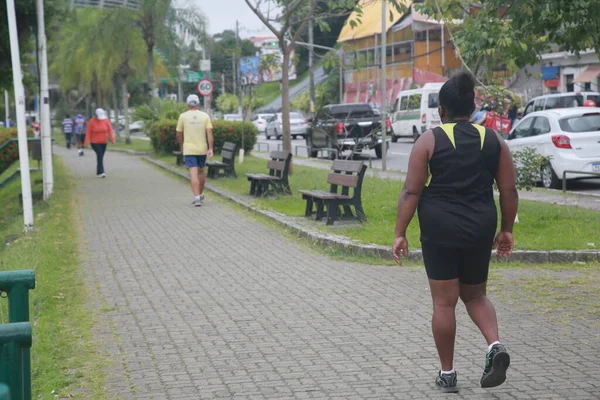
[506,108,600,189]
[223,114,243,122]
[265,112,309,140]
[251,113,274,134]
[129,120,144,133]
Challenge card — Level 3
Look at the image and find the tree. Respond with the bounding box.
[0,0,66,90]
[245,0,408,154]
[416,0,600,82]
[50,8,167,143]
[134,0,208,98]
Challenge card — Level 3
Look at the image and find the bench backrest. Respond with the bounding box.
[220,142,237,165]
[328,160,367,199]
[267,151,292,180]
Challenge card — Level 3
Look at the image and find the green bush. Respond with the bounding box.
[212,120,258,153]
[148,119,258,154]
[135,99,188,128]
[0,127,33,175]
[148,119,179,153]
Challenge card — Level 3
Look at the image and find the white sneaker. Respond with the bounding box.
[97,173,106,178]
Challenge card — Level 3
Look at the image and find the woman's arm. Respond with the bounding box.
[83,120,91,147]
[107,120,116,144]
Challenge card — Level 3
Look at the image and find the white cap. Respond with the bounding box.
[95,108,107,120]
[186,94,200,107]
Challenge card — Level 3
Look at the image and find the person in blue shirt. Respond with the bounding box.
[471,104,490,125]
[74,113,86,156]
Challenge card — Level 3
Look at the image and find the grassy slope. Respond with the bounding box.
[153,153,600,251]
[0,160,109,398]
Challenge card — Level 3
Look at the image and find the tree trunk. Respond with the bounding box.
[147,45,155,98]
[121,78,131,144]
[112,86,120,142]
[280,44,292,154]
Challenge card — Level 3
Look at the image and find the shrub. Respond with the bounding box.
[212,120,258,153]
[148,120,179,153]
[135,99,187,128]
[0,127,33,175]
[512,146,552,191]
[148,119,258,154]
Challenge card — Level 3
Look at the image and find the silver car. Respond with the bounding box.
[265,112,309,140]
[252,113,274,134]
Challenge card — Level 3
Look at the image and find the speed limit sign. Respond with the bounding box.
[196,79,213,97]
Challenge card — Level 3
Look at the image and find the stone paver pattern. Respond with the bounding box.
[57,147,600,400]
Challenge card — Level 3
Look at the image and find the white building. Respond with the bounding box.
[540,49,600,94]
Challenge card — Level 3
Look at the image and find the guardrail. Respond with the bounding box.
[562,170,600,192]
[0,138,41,152]
[294,145,310,157]
[0,270,36,400]
[277,143,283,151]
[254,143,270,152]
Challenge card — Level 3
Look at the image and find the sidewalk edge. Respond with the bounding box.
[144,156,600,265]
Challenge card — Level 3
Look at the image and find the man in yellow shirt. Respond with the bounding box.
[176,94,214,206]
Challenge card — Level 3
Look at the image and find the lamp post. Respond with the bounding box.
[6,0,34,230]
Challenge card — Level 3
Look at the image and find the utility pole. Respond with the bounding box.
[221,73,225,95]
[441,23,446,75]
[308,0,315,117]
[37,0,54,200]
[236,20,243,118]
[7,0,34,231]
[4,90,8,127]
[380,0,388,171]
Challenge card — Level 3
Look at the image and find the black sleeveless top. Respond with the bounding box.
[418,122,501,248]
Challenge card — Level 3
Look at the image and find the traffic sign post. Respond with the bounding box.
[197,79,213,97]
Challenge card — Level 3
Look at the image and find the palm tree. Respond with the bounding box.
[134,0,208,98]
[50,7,168,143]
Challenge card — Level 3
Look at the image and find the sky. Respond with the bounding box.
[194,0,275,38]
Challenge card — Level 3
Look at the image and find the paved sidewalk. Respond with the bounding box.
[57,147,599,399]
[251,152,600,211]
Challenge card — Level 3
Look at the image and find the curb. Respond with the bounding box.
[107,148,150,156]
[144,156,600,264]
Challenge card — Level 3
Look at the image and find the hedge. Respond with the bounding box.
[148,119,258,154]
[0,127,33,175]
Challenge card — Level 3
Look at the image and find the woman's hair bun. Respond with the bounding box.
[455,72,475,95]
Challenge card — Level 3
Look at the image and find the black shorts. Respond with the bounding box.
[421,241,492,285]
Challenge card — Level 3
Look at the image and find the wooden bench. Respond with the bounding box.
[245,151,292,197]
[173,151,183,166]
[299,160,368,225]
[206,142,237,178]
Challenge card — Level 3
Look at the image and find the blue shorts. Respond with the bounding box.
[184,155,207,168]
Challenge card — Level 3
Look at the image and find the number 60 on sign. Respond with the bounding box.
[197,79,213,97]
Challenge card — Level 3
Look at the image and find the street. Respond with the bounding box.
[256,134,600,195]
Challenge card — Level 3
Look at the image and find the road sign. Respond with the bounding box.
[186,71,201,82]
[197,79,213,97]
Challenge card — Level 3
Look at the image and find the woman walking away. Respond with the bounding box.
[392,72,518,393]
[84,108,115,178]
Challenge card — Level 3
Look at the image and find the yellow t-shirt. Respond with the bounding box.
[176,110,213,155]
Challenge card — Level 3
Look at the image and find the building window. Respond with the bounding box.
[565,74,574,92]
[584,82,592,91]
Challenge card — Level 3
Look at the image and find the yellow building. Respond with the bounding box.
[338,0,462,104]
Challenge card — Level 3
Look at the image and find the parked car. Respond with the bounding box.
[223,114,243,122]
[307,103,391,159]
[522,92,600,117]
[506,108,600,189]
[129,120,144,133]
[265,112,309,140]
[251,113,274,134]
[390,82,444,142]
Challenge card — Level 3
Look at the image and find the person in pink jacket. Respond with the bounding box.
[84,108,116,178]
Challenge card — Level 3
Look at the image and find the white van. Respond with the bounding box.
[390,82,444,142]
[522,92,600,117]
